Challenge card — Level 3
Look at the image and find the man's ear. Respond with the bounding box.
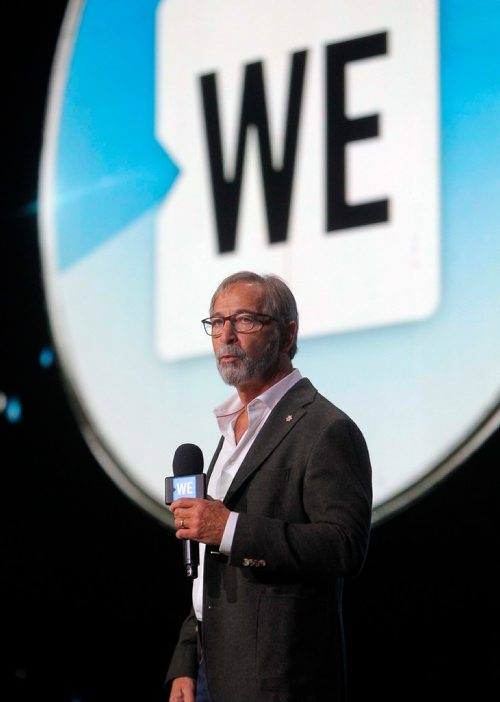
[280,320,297,353]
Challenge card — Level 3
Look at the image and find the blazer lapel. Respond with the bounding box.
[207,436,224,482]
[223,378,316,506]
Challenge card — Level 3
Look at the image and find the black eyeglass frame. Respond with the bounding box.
[201,312,279,337]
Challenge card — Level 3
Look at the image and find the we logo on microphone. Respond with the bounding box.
[155,0,440,361]
[173,476,196,498]
[165,474,206,504]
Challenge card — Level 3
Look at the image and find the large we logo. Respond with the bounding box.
[155,0,440,361]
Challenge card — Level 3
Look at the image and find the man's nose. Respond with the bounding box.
[220,318,237,343]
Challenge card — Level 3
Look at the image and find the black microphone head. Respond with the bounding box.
[173,443,204,477]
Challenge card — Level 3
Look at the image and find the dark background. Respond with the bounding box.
[3,3,499,700]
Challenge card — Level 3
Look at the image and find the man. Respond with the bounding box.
[167,271,372,702]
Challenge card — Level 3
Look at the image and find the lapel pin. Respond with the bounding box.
[286,415,293,422]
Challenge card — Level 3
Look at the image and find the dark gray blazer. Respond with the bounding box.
[166,378,372,702]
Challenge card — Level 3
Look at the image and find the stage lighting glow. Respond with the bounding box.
[6,397,22,424]
[39,346,54,368]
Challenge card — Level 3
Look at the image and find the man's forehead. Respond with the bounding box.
[212,282,265,311]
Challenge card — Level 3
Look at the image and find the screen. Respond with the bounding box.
[38,0,500,525]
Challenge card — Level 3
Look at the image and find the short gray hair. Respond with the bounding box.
[209,271,299,359]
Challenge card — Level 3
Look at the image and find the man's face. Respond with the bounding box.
[211,282,280,388]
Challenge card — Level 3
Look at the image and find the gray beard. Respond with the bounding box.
[216,334,280,387]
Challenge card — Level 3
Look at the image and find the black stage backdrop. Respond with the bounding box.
[3,3,499,701]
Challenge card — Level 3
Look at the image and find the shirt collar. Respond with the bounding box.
[214,368,302,434]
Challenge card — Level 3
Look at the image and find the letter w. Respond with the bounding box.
[200,52,307,253]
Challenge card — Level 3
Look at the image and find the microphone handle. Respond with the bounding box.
[183,538,199,579]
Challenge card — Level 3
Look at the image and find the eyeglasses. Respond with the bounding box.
[201,312,278,337]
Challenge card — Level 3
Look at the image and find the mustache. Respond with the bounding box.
[216,344,246,361]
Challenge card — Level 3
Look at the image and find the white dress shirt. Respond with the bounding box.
[192,368,302,621]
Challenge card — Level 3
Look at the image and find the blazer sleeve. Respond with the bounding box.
[229,416,372,578]
[164,607,199,686]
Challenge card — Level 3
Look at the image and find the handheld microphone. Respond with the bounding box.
[165,443,206,579]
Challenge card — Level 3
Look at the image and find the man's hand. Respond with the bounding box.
[170,497,230,545]
[169,676,196,702]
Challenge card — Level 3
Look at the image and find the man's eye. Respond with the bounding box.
[237,315,255,325]
[211,318,224,328]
